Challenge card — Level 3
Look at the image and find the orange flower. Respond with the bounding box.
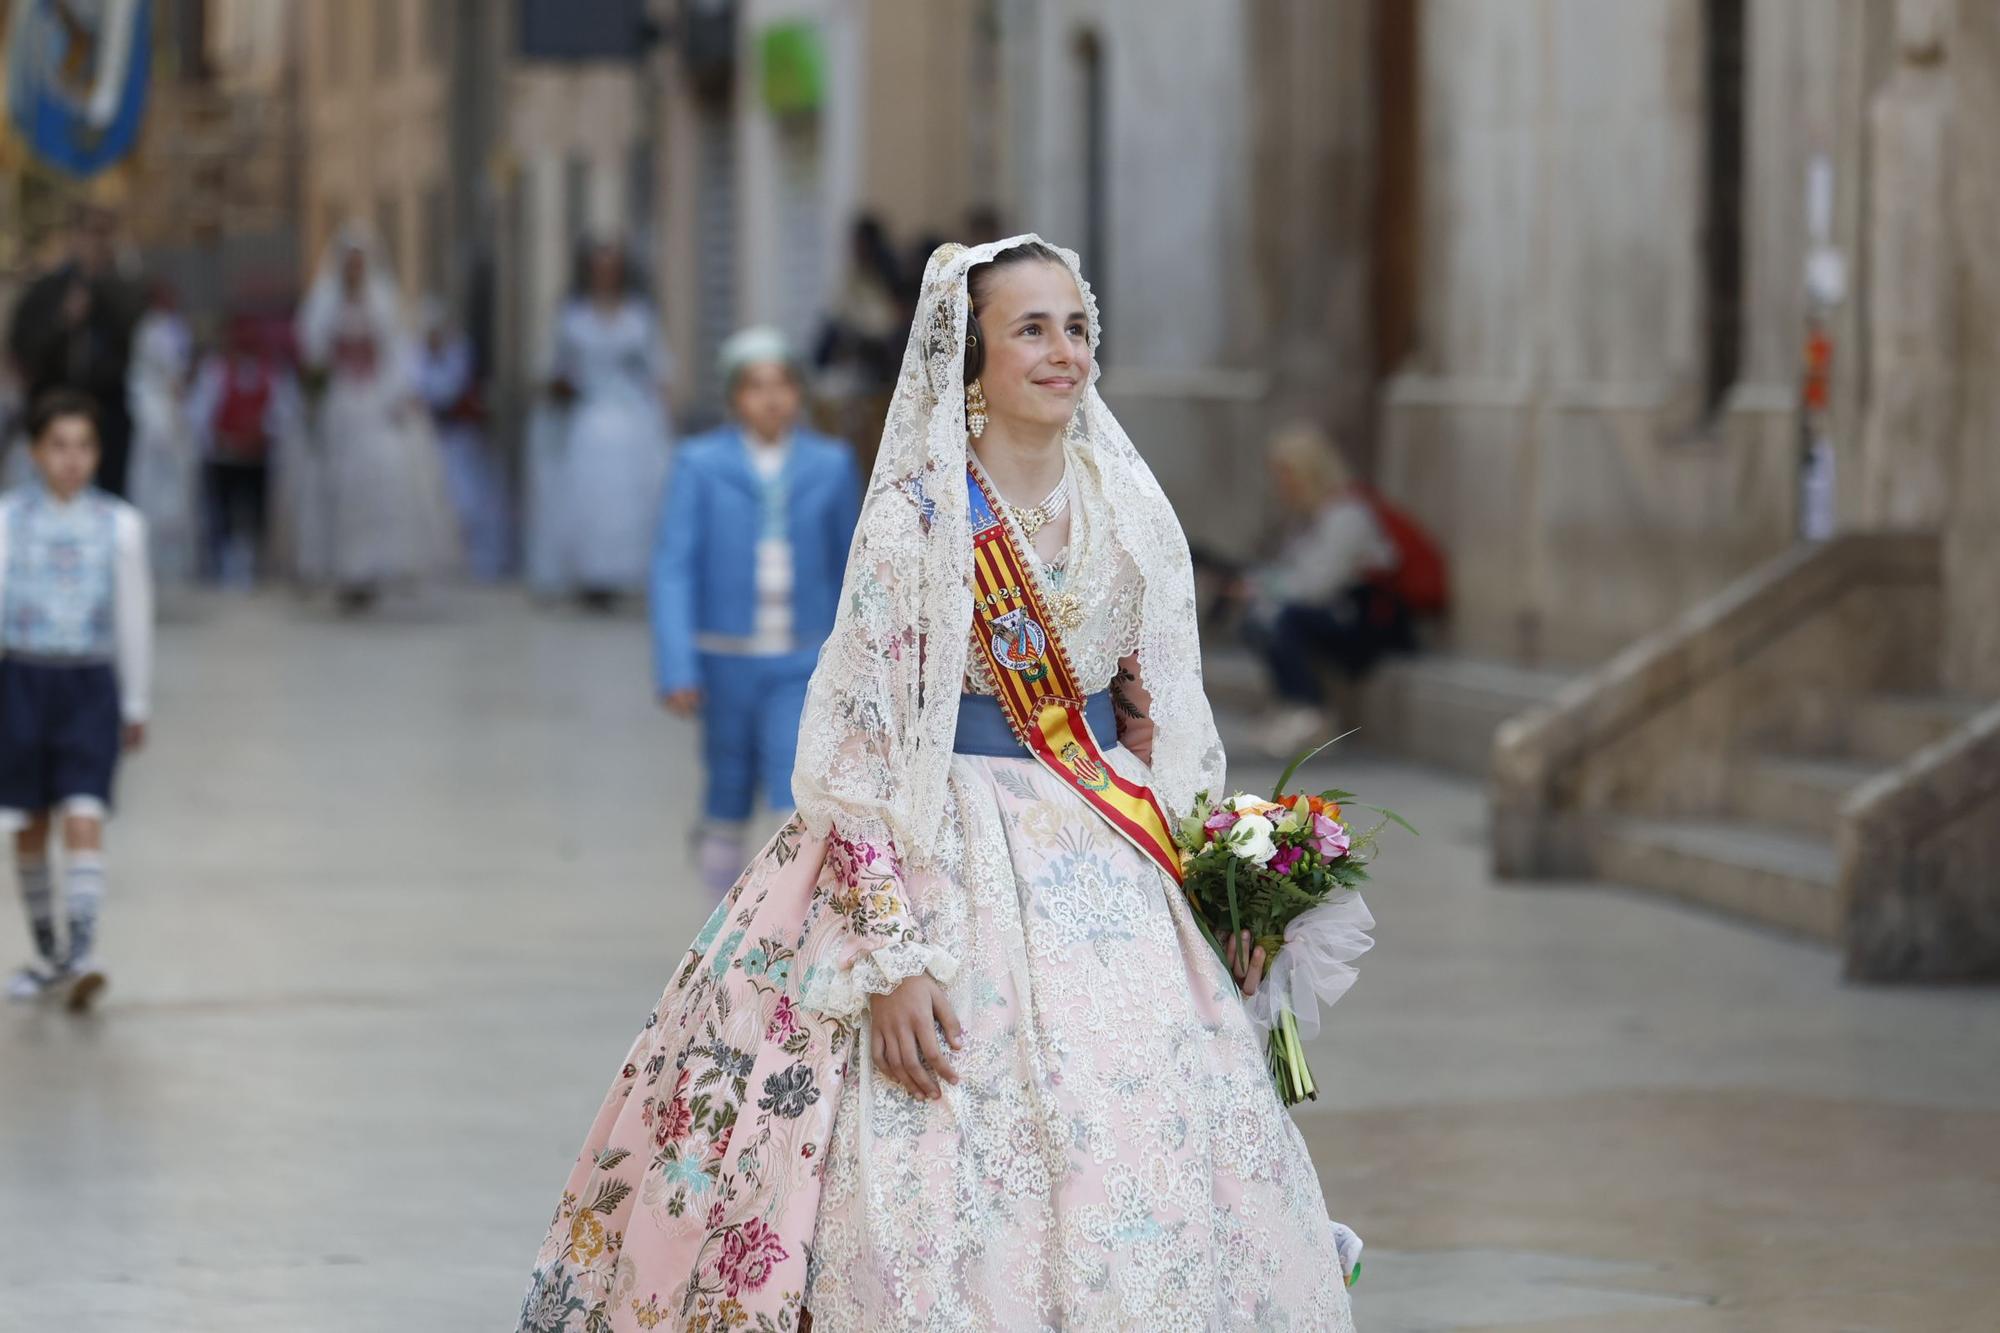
[1283,794,1344,820]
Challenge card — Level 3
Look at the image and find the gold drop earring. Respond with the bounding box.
[965,380,989,439]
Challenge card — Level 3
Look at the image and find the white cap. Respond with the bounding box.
[718,326,795,388]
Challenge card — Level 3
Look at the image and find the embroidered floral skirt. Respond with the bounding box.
[517,749,1354,1333]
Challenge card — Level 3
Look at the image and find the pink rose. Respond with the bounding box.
[766,995,800,1042]
[1268,844,1305,877]
[1312,813,1351,859]
[656,1095,692,1146]
[827,834,884,891]
[714,1217,790,1296]
[1203,808,1241,839]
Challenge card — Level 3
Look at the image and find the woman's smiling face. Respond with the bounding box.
[971,260,1092,434]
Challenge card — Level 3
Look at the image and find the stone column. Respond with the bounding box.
[1245,0,1380,456]
[1857,0,1959,529]
[1943,0,2000,694]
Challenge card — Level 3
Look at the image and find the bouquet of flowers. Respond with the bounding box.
[1175,742,1411,1106]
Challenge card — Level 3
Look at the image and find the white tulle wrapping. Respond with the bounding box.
[1241,891,1376,1039]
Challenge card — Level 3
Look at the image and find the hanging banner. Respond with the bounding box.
[6,0,153,178]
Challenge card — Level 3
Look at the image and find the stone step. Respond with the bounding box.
[1595,817,1840,941]
[1205,645,1572,777]
[1363,655,1575,777]
[1836,693,1986,766]
[1726,754,1881,838]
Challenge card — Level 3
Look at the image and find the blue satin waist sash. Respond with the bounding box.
[953,691,1118,757]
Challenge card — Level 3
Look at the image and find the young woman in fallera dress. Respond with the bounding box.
[517,238,1361,1332]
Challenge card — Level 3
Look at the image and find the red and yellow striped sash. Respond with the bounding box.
[965,465,1182,883]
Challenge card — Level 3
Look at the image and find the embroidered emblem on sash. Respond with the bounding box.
[1060,739,1111,791]
[989,607,1049,681]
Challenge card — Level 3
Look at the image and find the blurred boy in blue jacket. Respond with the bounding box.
[650,328,861,894]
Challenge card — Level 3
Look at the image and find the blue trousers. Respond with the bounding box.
[699,650,818,822]
[1250,585,1414,705]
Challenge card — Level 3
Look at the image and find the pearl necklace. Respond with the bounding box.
[1005,465,1072,540]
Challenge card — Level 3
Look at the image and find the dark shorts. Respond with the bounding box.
[0,658,122,815]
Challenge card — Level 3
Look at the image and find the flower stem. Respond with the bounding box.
[1273,1009,1316,1105]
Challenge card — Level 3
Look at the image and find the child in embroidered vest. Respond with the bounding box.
[1,391,153,1011]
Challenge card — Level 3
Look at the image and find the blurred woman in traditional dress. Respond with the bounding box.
[417,298,508,581]
[534,240,673,608]
[295,228,451,610]
[124,281,199,585]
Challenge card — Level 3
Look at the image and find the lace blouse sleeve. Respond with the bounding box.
[791,499,963,1020]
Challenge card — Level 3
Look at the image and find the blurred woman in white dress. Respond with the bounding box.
[124,281,199,586]
[417,298,508,581]
[295,228,451,610]
[534,241,674,607]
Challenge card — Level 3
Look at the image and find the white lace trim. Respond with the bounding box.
[800,939,963,1022]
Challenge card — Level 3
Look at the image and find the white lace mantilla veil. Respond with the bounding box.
[790,234,1226,874]
[297,224,409,376]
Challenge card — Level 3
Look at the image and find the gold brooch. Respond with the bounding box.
[1048,590,1084,634]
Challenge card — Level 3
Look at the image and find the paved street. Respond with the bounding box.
[2,590,1996,1332]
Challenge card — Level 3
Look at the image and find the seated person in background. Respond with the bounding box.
[1241,423,1413,757]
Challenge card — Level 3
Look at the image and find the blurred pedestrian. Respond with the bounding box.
[812,214,906,471]
[6,204,142,497]
[1,391,152,1011]
[296,227,452,611]
[417,298,508,581]
[650,326,860,895]
[125,280,200,585]
[248,315,323,589]
[535,240,673,608]
[1238,423,1415,756]
[188,314,288,586]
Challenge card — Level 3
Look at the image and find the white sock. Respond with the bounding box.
[64,851,105,967]
[699,823,746,898]
[17,857,56,964]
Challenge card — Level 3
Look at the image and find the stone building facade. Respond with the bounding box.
[1366,0,1876,668]
[130,0,305,315]
[1477,0,1999,977]
[1860,0,2000,700]
[298,0,459,302]
[282,0,1998,702]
